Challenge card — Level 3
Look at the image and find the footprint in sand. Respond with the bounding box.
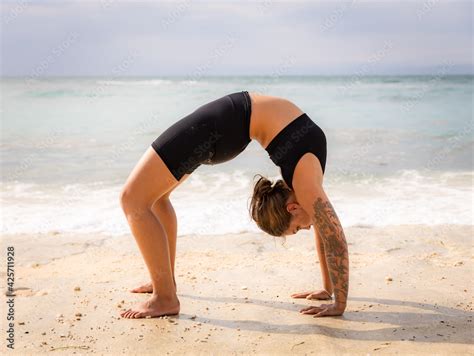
[12,287,35,297]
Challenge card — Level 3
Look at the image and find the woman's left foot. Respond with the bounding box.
[120,294,180,319]
[130,282,153,293]
[130,279,177,294]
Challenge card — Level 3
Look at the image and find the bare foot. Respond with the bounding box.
[120,295,180,319]
[130,282,153,293]
[130,278,177,294]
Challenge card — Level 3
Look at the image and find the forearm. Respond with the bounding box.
[313,197,349,305]
[315,230,333,295]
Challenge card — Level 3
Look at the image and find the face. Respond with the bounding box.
[283,201,312,236]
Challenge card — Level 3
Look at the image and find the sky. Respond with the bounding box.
[1,0,472,76]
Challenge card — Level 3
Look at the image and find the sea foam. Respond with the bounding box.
[1,170,472,236]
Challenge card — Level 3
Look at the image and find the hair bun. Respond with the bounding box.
[249,175,293,237]
[253,175,273,199]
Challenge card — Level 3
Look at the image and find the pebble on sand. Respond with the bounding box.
[385,276,393,282]
[74,286,81,291]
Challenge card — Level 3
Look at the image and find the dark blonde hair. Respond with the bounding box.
[249,175,293,237]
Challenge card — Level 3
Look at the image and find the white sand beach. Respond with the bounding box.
[1,224,472,354]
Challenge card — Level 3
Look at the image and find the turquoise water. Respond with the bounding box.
[1,76,472,235]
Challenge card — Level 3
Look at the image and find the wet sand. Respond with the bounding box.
[1,225,473,354]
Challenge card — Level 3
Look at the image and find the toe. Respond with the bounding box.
[120,309,129,317]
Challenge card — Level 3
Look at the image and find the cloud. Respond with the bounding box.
[1,1,472,76]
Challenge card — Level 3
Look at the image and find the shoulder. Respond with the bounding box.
[291,152,325,210]
[293,152,324,189]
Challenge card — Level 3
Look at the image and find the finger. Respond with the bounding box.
[307,292,331,300]
[320,291,332,299]
[300,304,331,313]
[314,308,330,317]
[300,307,322,315]
[299,305,317,312]
[291,292,310,299]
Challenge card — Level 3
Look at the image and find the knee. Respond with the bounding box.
[151,195,172,215]
[119,186,132,213]
[120,184,159,222]
[119,185,146,216]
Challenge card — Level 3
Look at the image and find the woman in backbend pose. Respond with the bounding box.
[119,91,349,319]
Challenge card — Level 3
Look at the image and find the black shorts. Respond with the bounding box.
[265,113,327,190]
[151,91,252,181]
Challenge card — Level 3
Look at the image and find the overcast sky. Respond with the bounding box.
[1,1,472,76]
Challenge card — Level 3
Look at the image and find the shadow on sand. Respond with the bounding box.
[178,294,473,344]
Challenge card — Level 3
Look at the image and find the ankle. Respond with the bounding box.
[152,292,179,305]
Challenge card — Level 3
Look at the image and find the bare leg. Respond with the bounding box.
[131,194,179,294]
[120,147,181,319]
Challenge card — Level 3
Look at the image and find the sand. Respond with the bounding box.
[1,224,473,355]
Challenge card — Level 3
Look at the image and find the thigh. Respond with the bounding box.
[123,147,186,208]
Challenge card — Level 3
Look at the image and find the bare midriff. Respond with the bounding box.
[247,92,305,149]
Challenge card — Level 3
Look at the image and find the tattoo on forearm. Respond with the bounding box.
[318,236,325,252]
[313,197,349,303]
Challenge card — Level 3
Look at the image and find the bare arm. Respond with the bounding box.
[314,228,333,296]
[312,195,349,306]
[292,152,349,316]
[291,228,334,300]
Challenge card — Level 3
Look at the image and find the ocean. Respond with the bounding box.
[1,76,472,236]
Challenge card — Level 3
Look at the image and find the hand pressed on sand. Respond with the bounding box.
[291,289,332,300]
[300,302,346,318]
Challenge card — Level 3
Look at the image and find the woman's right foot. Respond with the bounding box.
[121,294,180,319]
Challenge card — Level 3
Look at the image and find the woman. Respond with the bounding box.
[119,91,349,319]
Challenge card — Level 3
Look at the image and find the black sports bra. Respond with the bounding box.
[265,113,327,189]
